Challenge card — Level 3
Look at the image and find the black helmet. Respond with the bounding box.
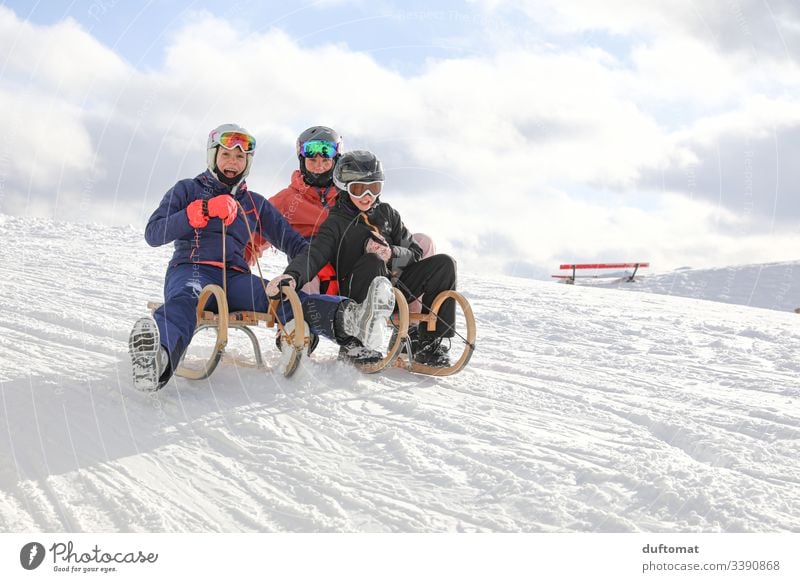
[296,126,343,187]
[332,150,384,192]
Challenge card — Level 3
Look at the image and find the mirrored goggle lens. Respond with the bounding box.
[218,131,256,152]
[347,181,383,198]
[301,140,339,158]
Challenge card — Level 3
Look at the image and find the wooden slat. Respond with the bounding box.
[148,302,272,326]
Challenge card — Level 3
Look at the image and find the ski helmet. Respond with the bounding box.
[296,126,343,187]
[207,123,257,192]
[332,150,384,193]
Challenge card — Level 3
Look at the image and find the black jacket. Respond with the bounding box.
[285,194,423,288]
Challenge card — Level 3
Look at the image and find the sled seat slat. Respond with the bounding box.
[147,302,274,326]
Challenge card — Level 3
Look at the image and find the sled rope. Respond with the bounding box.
[233,200,290,336]
[222,222,227,297]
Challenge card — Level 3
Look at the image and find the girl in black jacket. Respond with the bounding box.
[270,151,456,367]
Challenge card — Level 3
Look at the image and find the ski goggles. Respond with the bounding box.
[346,181,383,199]
[217,131,256,153]
[300,139,339,158]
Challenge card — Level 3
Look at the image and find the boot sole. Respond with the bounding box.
[358,277,396,351]
[129,318,163,392]
[338,346,383,366]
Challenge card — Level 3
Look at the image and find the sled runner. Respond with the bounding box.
[361,289,477,377]
[147,285,476,380]
[147,284,309,379]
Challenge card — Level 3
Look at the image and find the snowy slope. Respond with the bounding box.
[588,261,800,313]
[0,214,799,532]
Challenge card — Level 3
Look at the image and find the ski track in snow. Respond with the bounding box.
[0,214,798,532]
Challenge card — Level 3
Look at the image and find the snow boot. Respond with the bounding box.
[338,337,383,365]
[128,317,170,391]
[337,276,395,351]
[414,337,451,368]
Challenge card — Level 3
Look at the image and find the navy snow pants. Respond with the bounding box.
[153,263,343,373]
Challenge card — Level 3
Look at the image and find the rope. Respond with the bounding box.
[222,222,227,297]
[233,200,289,335]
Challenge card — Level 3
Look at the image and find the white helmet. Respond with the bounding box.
[206,123,256,192]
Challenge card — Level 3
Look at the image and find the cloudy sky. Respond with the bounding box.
[1,0,799,278]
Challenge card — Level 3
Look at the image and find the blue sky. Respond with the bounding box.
[6,0,487,73]
[2,0,800,277]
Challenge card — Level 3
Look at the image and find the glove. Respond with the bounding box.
[186,199,209,228]
[365,234,392,263]
[266,274,296,299]
[208,195,238,226]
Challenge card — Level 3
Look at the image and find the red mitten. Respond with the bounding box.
[208,195,238,226]
[186,199,209,228]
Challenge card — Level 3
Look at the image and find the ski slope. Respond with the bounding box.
[0,214,798,532]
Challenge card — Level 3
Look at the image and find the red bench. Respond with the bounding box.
[553,262,649,284]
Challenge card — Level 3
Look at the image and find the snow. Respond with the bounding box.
[1,214,798,532]
[588,261,800,313]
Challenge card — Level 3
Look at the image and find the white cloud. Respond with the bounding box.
[0,89,93,188]
[629,38,744,105]
[481,0,800,55]
[0,7,128,98]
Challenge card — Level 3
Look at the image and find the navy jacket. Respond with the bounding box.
[145,170,307,272]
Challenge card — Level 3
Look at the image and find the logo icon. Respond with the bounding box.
[20,542,46,570]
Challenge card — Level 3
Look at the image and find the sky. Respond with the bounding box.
[1,0,799,278]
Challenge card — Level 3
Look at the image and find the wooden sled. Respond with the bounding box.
[359,289,477,377]
[148,286,476,379]
[147,284,308,380]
